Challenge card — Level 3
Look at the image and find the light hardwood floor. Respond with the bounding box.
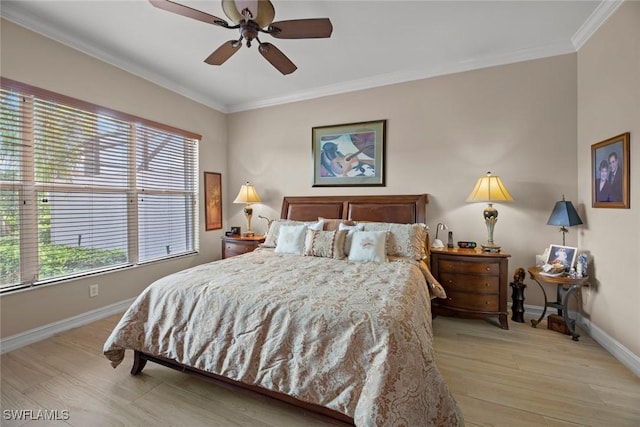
[1,313,639,426]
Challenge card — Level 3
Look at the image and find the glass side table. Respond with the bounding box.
[527,267,590,341]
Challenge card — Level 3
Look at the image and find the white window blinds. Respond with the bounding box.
[0,78,200,292]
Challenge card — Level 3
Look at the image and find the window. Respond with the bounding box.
[0,78,200,292]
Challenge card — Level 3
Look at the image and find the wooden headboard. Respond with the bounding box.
[281,194,428,224]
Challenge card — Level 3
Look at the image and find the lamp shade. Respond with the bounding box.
[466,172,514,203]
[233,182,261,204]
[547,196,583,227]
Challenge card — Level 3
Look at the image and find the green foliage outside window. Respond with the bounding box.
[0,235,127,285]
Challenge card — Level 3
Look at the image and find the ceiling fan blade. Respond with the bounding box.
[268,18,333,39]
[258,43,297,75]
[149,0,229,27]
[204,41,242,65]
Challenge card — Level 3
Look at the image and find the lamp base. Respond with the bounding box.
[431,239,445,249]
[482,204,501,252]
[481,242,502,252]
[242,231,255,237]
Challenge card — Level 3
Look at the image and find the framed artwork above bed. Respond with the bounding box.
[312,120,386,187]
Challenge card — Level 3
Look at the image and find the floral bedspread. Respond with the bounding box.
[104,249,463,426]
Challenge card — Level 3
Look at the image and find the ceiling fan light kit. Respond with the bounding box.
[149,0,333,75]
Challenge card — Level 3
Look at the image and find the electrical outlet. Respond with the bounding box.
[89,284,99,298]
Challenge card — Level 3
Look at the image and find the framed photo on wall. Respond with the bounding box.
[591,132,630,209]
[312,120,386,187]
[204,172,222,231]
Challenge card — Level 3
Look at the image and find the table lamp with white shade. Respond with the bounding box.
[466,171,513,252]
[233,182,261,236]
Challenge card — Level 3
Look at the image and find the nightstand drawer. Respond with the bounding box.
[439,273,500,293]
[439,259,500,275]
[224,243,254,257]
[441,291,499,311]
[221,235,265,259]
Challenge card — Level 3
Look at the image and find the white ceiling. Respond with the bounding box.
[1,1,621,113]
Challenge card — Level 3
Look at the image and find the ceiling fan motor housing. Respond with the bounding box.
[240,20,260,46]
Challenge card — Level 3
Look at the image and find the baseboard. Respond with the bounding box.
[0,298,134,354]
[515,303,640,378]
[576,314,640,378]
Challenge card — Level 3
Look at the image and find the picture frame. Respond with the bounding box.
[204,172,222,231]
[312,119,386,187]
[591,132,630,209]
[545,244,577,270]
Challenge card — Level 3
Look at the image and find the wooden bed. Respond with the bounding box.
[107,194,460,426]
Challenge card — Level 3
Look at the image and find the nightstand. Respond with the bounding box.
[431,247,511,329]
[221,235,265,259]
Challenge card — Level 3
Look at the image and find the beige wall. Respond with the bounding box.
[228,54,579,310]
[0,19,227,337]
[577,1,640,357]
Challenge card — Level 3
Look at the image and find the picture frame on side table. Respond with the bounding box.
[545,245,577,270]
[204,172,222,231]
[591,132,630,208]
[312,120,386,187]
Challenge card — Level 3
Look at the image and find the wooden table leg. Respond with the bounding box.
[530,278,548,328]
[563,284,582,341]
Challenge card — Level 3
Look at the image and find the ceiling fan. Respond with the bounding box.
[149,0,333,75]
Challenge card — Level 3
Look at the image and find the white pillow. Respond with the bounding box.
[338,222,364,255]
[264,220,323,247]
[308,219,324,231]
[348,231,387,262]
[274,225,307,254]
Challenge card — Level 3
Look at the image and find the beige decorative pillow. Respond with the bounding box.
[360,222,427,260]
[303,229,347,259]
[348,231,387,262]
[263,220,323,247]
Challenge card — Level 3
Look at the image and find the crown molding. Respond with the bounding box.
[571,0,623,50]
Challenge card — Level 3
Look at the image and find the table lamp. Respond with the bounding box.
[547,195,583,246]
[466,171,513,252]
[233,182,261,236]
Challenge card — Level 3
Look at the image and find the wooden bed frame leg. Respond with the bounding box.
[131,350,147,375]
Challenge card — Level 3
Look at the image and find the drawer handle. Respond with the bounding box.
[485,283,490,287]
[486,267,491,271]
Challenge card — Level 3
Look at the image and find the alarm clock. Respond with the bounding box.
[457,241,477,249]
